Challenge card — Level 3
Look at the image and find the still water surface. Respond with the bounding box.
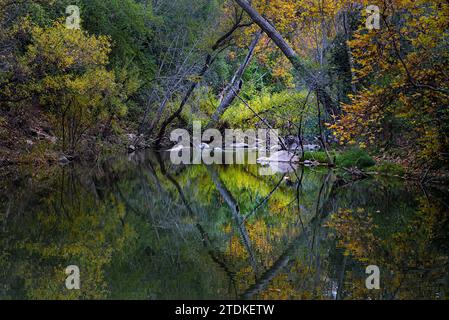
[0,151,448,299]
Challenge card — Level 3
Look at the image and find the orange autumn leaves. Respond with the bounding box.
[330,0,449,162]
[223,0,348,85]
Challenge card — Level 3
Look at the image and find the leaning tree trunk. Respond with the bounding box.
[234,0,337,115]
[208,30,263,126]
[155,54,213,145]
[154,20,249,145]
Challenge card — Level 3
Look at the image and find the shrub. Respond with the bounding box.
[303,151,333,163]
[19,22,134,154]
[368,162,406,176]
[336,148,375,168]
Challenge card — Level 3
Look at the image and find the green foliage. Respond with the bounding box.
[332,1,449,167]
[2,0,447,175]
[327,33,353,104]
[80,0,157,83]
[181,86,220,124]
[19,21,134,153]
[336,148,376,169]
[222,90,311,130]
[368,162,406,176]
[303,149,376,169]
[303,151,333,163]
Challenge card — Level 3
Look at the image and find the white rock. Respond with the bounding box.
[256,157,270,165]
[259,161,299,174]
[126,133,137,142]
[168,145,185,152]
[59,155,70,165]
[304,160,313,166]
[257,151,299,163]
[304,160,319,166]
[128,145,136,153]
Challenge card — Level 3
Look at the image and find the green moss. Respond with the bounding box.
[302,148,375,168]
[336,148,375,169]
[303,151,334,163]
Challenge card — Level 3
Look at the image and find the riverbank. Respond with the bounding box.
[1,107,448,185]
[2,133,449,189]
[0,107,137,180]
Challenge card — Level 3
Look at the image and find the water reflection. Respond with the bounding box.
[0,150,448,299]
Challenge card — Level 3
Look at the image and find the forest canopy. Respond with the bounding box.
[0,0,448,175]
[1,0,449,302]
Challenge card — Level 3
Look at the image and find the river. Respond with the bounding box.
[0,150,448,299]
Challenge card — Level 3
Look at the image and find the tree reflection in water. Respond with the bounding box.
[0,150,447,299]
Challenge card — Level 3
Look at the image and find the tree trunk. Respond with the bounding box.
[343,10,357,94]
[208,30,262,126]
[154,54,213,145]
[154,20,248,145]
[234,0,337,115]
